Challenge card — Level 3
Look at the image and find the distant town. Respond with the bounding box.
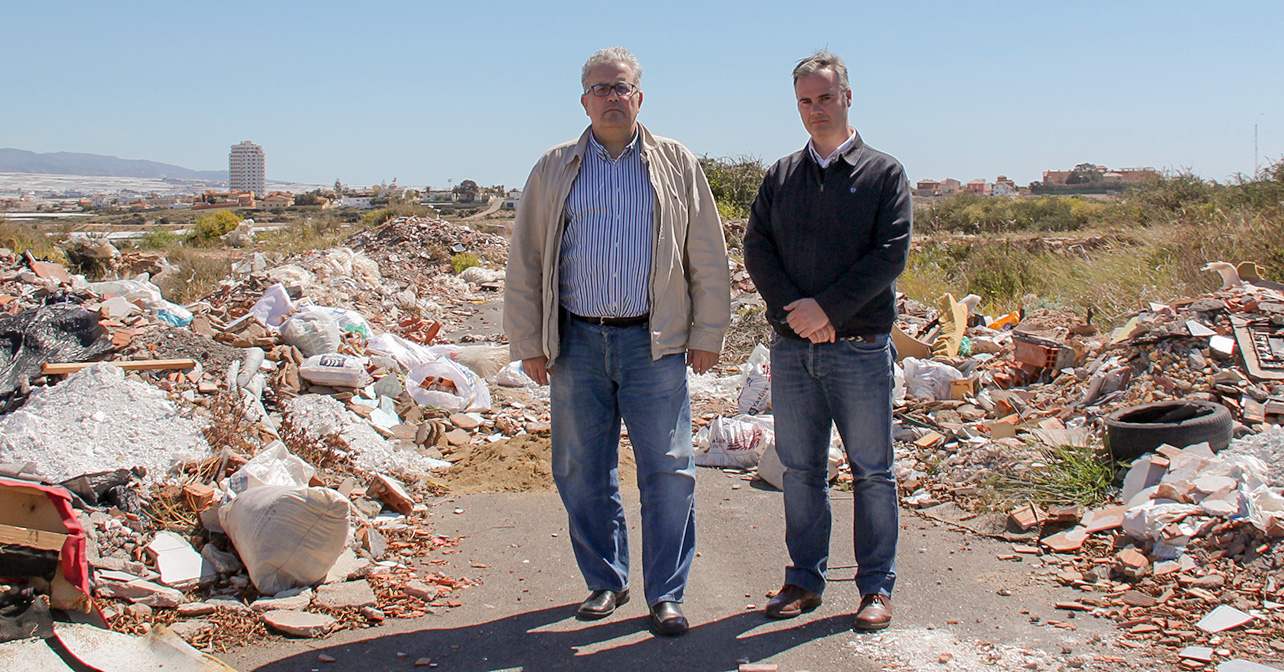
[0,141,1159,216]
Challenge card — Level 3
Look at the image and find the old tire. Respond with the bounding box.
[1104,399,1233,462]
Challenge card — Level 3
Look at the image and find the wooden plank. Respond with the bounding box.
[42,359,199,376]
[0,522,66,551]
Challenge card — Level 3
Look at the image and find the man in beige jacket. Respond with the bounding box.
[504,46,730,637]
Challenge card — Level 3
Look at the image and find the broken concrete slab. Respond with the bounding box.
[315,580,377,609]
[261,609,335,638]
[200,544,242,575]
[52,621,237,671]
[96,578,186,608]
[251,587,313,612]
[402,580,441,602]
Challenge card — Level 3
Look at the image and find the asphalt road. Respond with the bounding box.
[223,469,1146,672]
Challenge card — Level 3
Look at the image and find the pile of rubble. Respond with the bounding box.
[703,261,1284,670]
[3,208,1283,670]
[0,215,542,658]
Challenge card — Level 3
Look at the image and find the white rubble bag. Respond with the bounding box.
[406,358,492,413]
[757,428,845,490]
[900,357,965,401]
[298,353,374,388]
[282,310,343,358]
[737,344,772,415]
[219,484,351,595]
[694,415,774,469]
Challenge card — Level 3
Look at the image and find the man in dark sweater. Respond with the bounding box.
[743,49,912,631]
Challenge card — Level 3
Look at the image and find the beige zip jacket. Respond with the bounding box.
[505,124,730,363]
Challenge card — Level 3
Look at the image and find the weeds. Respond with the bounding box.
[992,443,1117,509]
[451,252,480,273]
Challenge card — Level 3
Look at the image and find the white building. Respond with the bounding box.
[503,189,522,209]
[228,141,266,197]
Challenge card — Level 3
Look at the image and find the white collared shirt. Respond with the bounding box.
[808,128,858,168]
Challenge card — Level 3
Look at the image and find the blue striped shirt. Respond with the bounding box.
[558,132,655,318]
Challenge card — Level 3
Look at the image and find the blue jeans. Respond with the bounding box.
[549,316,696,606]
[770,334,898,598]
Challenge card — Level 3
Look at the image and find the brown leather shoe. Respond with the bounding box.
[855,593,892,630]
[764,584,823,619]
[577,589,629,620]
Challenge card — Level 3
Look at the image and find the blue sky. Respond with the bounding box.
[4,1,1281,190]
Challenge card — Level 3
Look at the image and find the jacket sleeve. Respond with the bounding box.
[682,150,732,354]
[812,162,912,325]
[743,166,807,315]
[504,154,552,361]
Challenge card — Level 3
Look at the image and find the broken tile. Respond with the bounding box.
[1041,526,1088,553]
[1196,605,1253,633]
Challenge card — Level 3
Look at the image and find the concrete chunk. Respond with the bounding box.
[252,587,314,612]
[262,609,335,638]
[315,580,377,609]
[96,578,186,608]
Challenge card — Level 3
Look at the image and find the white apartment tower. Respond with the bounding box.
[228,141,265,196]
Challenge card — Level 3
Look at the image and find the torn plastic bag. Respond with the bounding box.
[694,415,774,469]
[219,485,350,595]
[281,310,342,358]
[901,357,965,401]
[0,304,115,413]
[407,358,492,413]
[225,441,315,496]
[736,344,771,415]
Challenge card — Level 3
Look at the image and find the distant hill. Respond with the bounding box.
[0,148,226,180]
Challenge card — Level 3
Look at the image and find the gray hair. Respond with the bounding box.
[793,49,850,92]
[581,47,643,90]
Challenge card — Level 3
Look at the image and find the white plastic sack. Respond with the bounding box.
[901,357,965,401]
[218,485,350,595]
[756,429,845,490]
[407,358,492,412]
[246,283,297,330]
[282,310,342,358]
[366,333,440,371]
[299,353,374,388]
[737,344,772,415]
[494,360,534,387]
[225,441,316,496]
[694,415,774,468]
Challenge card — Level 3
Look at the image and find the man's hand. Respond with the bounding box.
[522,356,552,386]
[784,298,835,342]
[687,349,719,374]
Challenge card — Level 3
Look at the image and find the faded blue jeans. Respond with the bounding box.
[770,334,898,598]
[549,315,696,606]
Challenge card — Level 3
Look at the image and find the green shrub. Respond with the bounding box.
[699,154,766,220]
[186,210,241,243]
[451,252,480,274]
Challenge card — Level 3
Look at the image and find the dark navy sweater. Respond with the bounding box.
[744,135,913,340]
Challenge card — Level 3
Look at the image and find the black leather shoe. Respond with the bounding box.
[648,601,689,636]
[577,589,629,620]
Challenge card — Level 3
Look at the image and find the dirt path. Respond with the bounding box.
[224,470,1151,672]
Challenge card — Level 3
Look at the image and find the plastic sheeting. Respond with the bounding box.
[0,304,114,413]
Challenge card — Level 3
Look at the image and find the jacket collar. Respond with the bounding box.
[567,123,657,167]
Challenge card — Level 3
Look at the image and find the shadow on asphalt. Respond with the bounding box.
[253,603,857,672]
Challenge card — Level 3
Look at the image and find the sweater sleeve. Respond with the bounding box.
[743,165,807,315]
[812,162,912,326]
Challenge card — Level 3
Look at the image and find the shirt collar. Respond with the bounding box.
[808,127,858,168]
[588,129,640,161]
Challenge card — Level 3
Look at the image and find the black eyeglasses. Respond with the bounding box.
[585,82,639,98]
